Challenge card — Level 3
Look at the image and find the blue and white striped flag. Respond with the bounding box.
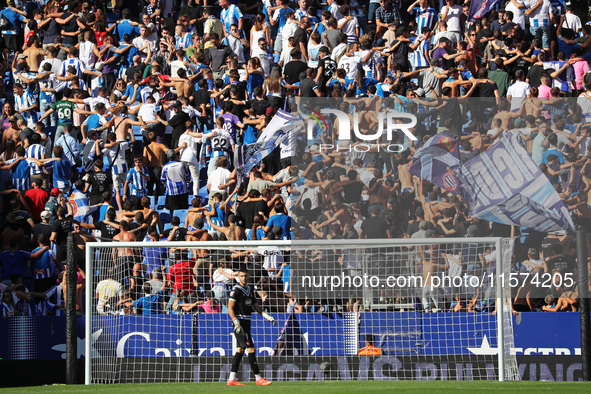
[234,110,302,184]
[69,190,98,223]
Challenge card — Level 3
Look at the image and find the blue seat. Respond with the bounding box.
[157,195,166,209]
[175,209,188,224]
[132,125,142,137]
[148,196,156,207]
[198,185,209,201]
[164,223,173,231]
[159,210,171,224]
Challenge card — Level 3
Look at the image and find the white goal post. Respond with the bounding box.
[85,238,519,384]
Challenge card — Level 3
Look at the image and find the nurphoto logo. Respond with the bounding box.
[296,98,418,154]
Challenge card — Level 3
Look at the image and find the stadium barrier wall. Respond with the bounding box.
[0,355,584,387]
[0,312,584,361]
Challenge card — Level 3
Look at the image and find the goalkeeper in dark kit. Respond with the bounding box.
[227,268,276,386]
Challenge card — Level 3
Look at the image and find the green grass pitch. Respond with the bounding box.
[3,381,591,393]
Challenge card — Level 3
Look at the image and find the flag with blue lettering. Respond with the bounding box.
[468,0,503,22]
[408,134,462,193]
[457,133,575,234]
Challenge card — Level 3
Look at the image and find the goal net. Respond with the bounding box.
[84,238,519,384]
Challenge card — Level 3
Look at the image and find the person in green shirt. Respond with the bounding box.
[38,87,85,141]
[487,58,510,97]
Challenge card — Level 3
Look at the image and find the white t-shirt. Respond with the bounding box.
[39,58,63,75]
[523,259,543,273]
[329,2,344,19]
[527,0,551,27]
[182,105,201,119]
[138,103,157,122]
[132,36,156,52]
[506,80,531,111]
[179,133,199,164]
[339,55,360,80]
[212,268,234,284]
[297,184,320,209]
[83,96,110,111]
[308,42,322,69]
[210,129,235,154]
[487,127,506,140]
[256,247,284,278]
[505,1,525,29]
[563,13,582,32]
[355,50,383,78]
[331,43,348,62]
[555,131,572,151]
[338,17,359,38]
[439,5,463,32]
[252,48,273,76]
[356,167,375,187]
[280,45,295,66]
[519,127,533,136]
[281,20,299,49]
[79,41,96,70]
[432,31,457,46]
[96,279,123,313]
[208,166,232,193]
[170,60,188,80]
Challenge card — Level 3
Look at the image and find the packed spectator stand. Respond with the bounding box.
[0,0,589,317]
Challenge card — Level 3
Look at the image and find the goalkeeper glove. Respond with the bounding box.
[232,319,243,335]
[262,312,276,326]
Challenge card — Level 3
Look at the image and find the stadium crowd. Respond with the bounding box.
[0,0,590,317]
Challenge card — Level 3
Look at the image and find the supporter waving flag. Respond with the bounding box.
[234,110,302,185]
[69,181,99,224]
[457,133,576,234]
[412,133,576,234]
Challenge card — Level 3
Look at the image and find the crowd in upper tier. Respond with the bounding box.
[0,0,590,316]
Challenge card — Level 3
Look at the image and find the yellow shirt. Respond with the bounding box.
[204,17,224,38]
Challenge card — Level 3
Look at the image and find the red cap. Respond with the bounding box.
[266,107,275,117]
[51,188,61,196]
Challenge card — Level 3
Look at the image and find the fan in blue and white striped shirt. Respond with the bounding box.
[410,1,437,35]
[175,29,193,50]
[58,50,87,78]
[125,159,150,198]
[161,158,190,196]
[10,148,33,192]
[13,84,39,128]
[411,29,432,70]
[25,142,46,176]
